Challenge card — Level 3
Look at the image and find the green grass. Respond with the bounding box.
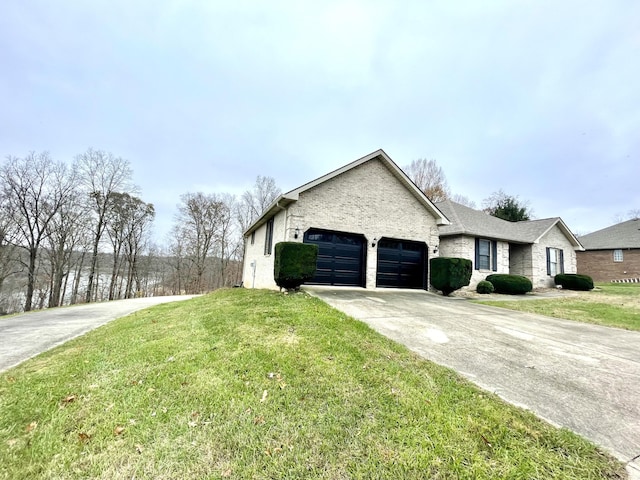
[0,289,624,479]
[475,283,640,331]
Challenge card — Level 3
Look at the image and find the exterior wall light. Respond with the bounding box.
[371,237,377,248]
[294,227,300,239]
[433,245,439,254]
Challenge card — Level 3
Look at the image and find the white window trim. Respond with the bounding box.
[613,249,623,262]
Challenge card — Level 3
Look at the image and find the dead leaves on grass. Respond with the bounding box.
[25,421,38,433]
[61,394,77,406]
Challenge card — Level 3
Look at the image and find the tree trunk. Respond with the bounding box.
[71,251,86,304]
[24,247,37,311]
[86,238,100,303]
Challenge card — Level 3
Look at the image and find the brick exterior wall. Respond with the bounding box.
[439,224,579,289]
[577,249,640,282]
[438,235,510,287]
[530,225,578,288]
[509,244,530,278]
[242,211,287,289]
[242,158,441,290]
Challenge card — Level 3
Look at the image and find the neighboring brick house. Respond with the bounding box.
[577,218,640,282]
[242,150,449,290]
[435,200,584,288]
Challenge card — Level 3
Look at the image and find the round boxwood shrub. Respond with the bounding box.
[274,242,318,290]
[430,257,472,296]
[485,274,532,295]
[554,273,594,291]
[476,280,494,294]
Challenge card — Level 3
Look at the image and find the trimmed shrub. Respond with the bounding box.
[430,257,472,296]
[476,280,494,294]
[486,274,532,295]
[554,273,594,291]
[274,242,318,290]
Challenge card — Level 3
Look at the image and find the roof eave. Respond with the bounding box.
[243,194,297,237]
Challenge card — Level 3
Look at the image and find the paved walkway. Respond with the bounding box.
[0,295,198,373]
[306,287,640,478]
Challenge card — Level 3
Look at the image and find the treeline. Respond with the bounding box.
[0,149,280,314]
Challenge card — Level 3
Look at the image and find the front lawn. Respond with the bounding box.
[475,282,640,331]
[0,289,624,479]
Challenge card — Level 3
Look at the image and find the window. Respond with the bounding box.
[250,231,255,245]
[546,247,564,276]
[264,217,274,255]
[478,239,491,270]
[475,238,497,271]
[613,249,623,262]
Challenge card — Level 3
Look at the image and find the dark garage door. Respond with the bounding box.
[304,229,365,286]
[376,238,426,289]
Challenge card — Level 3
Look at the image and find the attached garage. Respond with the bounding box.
[376,238,427,289]
[304,229,366,286]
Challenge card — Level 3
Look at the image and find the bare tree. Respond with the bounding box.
[403,158,450,203]
[105,192,130,300]
[102,192,155,300]
[627,209,640,220]
[167,232,187,294]
[44,177,88,308]
[213,194,236,288]
[0,153,75,311]
[122,196,154,298]
[0,201,21,310]
[75,148,134,303]
[236,175,281,233]
[174,192,226,293]
[449,194,477,209]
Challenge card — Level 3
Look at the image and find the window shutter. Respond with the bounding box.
[559,249,564,274]
[491,241,498,271]
[475,238,480,270]
[546,247,551,275]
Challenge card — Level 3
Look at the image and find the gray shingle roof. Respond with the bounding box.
[436,200,582,248]
[578,218,640,250]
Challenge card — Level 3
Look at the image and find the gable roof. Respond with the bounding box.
[244,149,450,236]
[436,200,584,249]
[578,218,640,250]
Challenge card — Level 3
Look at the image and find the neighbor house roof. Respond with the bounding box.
[244,149,450,236]
[436,200,584,249]
[578,218,640,250]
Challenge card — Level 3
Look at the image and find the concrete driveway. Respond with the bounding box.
[306,287,640,476]
[0,295,198,373]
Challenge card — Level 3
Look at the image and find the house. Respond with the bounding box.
[242,149,583,291]
[242,150,449,290]
[435,200,584,288]
[577,218,640,282]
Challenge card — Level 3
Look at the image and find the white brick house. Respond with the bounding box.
[436,200,584,288]
[242,150,583,291]
[242,150,449,290]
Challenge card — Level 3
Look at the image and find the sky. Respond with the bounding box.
[1,0,638,242]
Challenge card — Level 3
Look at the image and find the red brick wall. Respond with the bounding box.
[576,249,640,282]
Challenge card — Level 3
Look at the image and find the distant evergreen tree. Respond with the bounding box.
[482,190,532,222]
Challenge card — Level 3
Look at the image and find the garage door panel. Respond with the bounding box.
[304,229,365,287]
[376,238,426,289]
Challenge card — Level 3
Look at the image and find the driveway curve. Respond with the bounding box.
[0,295,198,373]
[307,287,640,476]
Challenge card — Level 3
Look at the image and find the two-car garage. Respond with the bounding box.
[304,228,427,289]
